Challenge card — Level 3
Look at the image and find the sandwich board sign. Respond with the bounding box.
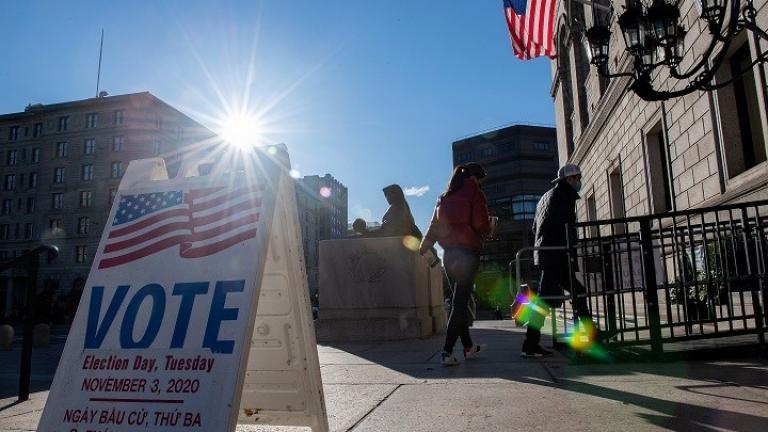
[38,146,328,432]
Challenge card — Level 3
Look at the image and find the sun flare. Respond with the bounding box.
[220,113,263,149]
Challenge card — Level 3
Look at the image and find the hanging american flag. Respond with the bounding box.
[503,0,557,60]
[98,186,263,269]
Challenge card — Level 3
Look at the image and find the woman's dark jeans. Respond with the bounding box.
[442,247,480,353]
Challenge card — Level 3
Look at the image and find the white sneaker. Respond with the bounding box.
[463,344,487,360]
[440,352,459,366]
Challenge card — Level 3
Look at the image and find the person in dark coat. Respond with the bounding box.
[523,163,592,357]
[380,184,421,237]
[420,163,492,366]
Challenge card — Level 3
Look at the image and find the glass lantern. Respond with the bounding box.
[618,6,647,55]
[647,0,680,46]
[585,25,612,66]
[699,0,726,21]
[666,26,687,68]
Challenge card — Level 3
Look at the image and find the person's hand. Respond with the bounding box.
[488,216,499,238]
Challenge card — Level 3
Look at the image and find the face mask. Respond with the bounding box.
[574,181,582,193]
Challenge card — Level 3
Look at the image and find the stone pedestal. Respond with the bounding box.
[316,237,446,342]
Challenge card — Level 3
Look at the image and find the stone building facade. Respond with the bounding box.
[0,92,213,321]
[296,174,348,297]
[452,124,558,272]
[552,0,768,225]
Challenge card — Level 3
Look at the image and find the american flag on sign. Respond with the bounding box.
[99,186,263,269]
[503,0,557,60]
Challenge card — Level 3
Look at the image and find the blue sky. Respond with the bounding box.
[1,0,556,231]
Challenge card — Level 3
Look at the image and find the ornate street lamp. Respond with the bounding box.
[581,0,768,101]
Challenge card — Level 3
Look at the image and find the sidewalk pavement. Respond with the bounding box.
[2,320,768,431]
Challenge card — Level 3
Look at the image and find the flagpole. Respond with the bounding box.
[95,29,104,97]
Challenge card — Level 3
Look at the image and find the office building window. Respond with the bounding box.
[84,138,95,155]
[511,194,541,221]
[111,161,122,178]
[479,148,494,158]
[76,246,88,263]
[49,219,62,229]
[24,223,33,239]
[56,141,68,157]
[54,167,65,183]
[79,191,93,208]
[456,152,473,164]
[26,197,35,213]
[4,174,15,191]
[151,140,161,155]
[112,136,124,152]
[82,164,94,181]
[114,110,124,125]
[77,217,90,234]
[1,199,11,215]
[85,113,97,128]
[31,147,40,163]
[58,116,69,131]
[33,122,42,137]
[29,172,37,188]
[8,126,19,141]
[109,188,118,204]
[155,114,162,129]
[51,193,63,209]
[534,141,551,151]
[0,224,9,240]
[6,150,17,165]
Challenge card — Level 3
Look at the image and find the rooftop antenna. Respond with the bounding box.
[95,29,104,97]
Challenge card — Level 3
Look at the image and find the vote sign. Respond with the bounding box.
[39,160,279,432]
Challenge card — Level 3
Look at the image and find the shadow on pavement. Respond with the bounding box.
[322,326,768,432]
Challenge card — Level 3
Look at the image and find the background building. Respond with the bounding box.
[296,174,348,298]
[452,124,558,276]
[551,0,768,225]
[0,92,213,322]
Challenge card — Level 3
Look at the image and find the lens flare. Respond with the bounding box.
[319,187,332,198]
[402,235,420,252]
[565,318,611,360]
[289,169,301,179]
[512,291,549,327]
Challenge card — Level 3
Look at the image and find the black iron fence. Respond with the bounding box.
[513,200,768,354]
[0,244,59,401]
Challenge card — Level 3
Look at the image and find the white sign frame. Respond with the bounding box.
[39,148,328,432]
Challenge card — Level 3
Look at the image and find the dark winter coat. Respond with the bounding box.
[532,181,580,269]
[381,203,418,237]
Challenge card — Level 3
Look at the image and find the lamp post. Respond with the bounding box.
[581,0,768,101]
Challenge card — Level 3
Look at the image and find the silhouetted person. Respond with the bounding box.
[380,184,421,237]
[524,163,593,357]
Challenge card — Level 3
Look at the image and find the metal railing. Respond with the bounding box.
[511,199,768,355]
[0,244,59,401]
